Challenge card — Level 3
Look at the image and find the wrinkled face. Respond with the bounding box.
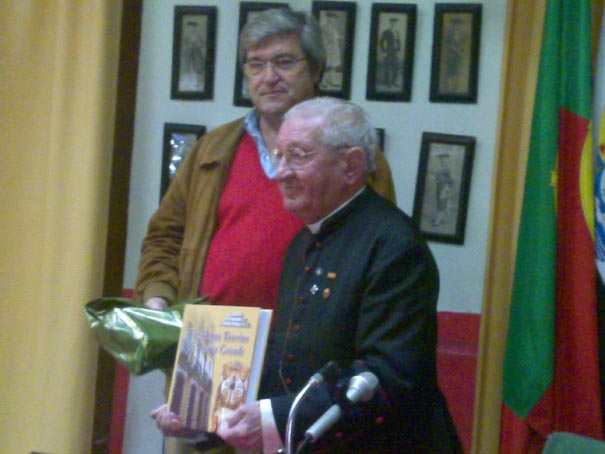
[274,114,349,224]
[245,34,319,120]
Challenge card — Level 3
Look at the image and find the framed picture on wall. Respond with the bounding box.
[429,3,482,103]
[412,132,475,245]
[366,3,417,102]
[171,6,217,100]
[312,1,357,99]
[233,2,289,107]
[161,123,207,200]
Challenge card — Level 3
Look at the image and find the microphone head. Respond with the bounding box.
[346,371,379,403]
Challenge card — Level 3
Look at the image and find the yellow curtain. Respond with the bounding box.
[0,1,122,453]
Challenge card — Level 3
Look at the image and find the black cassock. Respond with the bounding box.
[259,187,462,454]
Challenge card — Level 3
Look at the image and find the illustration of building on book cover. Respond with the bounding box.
[167,305,271,433]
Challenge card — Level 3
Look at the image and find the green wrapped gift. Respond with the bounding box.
[85,297,205,375]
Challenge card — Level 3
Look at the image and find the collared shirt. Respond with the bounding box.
[245,109,281,452]
[244,109,277,179]
[260,399,284,453]
[307,186,367,234]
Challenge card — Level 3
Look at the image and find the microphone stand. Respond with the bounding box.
[294,371,380,453]
[284,362,340,454]
[285,379,315,454]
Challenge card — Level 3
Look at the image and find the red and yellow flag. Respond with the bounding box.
[501,1,602,452]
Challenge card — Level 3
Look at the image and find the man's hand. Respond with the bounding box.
[216,401,263,451]
[150,404,181,436]
[150,403,200,438]
[145,297,168,310]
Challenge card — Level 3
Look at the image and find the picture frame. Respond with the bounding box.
[171,6,217,100]
[312,1,357,99]
[429,3,482,103]
[366,3,417,102]
[412,132,475,245]
[161,123,207,200]
[233,2,289,107]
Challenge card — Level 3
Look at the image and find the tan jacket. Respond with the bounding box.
[135,117,396,304]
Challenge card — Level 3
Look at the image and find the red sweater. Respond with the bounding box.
[200,133,303,309]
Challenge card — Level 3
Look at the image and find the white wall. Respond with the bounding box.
[122,1,507,452]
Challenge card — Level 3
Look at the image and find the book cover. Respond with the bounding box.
[167,304,272,432]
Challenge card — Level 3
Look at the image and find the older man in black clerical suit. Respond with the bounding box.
[152,97,462,454]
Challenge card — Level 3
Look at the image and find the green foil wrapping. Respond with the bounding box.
[85,297,205,375]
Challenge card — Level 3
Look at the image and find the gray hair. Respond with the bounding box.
[239,8,326,77]
[284,97,378,172]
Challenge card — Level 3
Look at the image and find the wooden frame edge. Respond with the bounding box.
[471,0,545,452]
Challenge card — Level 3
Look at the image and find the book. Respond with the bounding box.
[167,304,272,432]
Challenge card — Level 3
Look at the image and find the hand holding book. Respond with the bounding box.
[215,401,263,451]
[166,304,272,433]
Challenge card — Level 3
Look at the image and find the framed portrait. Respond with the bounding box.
[171,6,217,100]
[233,2,289,107]
[161,123,207,200]
[429,3,482,103]
[412,132,475,245]
[366,3,417,102]
[312,1,357,99]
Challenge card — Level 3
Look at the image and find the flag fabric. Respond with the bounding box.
[593,2,605,435]
[500,1,603,452]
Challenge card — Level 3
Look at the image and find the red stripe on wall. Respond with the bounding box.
[438,311,481,454]
[108,289,135,454]
[109,363,130,454]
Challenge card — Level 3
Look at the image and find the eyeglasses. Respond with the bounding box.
[243,56,307,77]
[271,147,325,170]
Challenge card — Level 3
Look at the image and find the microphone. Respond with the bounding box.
[303,371,379,443]
[285,362,342,454]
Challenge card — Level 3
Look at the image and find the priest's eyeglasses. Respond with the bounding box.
[271,147,325,170]
[243,56,307,77]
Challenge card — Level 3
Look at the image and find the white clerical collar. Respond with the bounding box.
[307,186,366,234]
